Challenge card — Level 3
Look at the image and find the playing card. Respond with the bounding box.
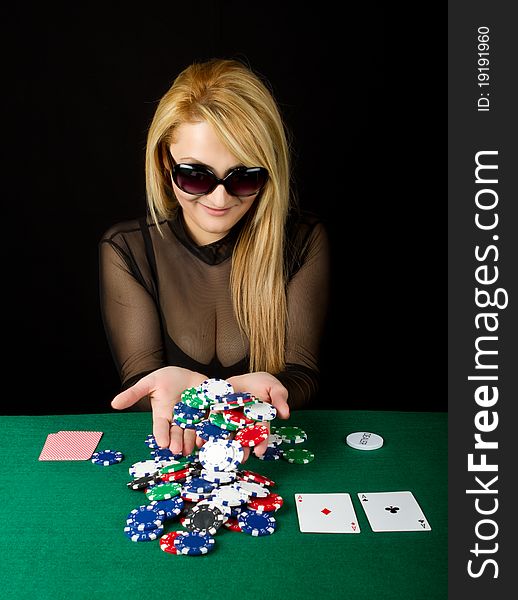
[38,430,103,460]
[295,493,360,533]
[357,491,431,532]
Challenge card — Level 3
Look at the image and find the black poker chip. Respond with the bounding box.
[127,473,162,491]
[182,504,225,536]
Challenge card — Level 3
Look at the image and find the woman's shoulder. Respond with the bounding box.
[285,208,329,275]
[99,217,146,244]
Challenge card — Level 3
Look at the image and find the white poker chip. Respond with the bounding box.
[208,484,249,507]
[266,433,283,447]
[345,431,384,450]
[129,459,161,478]
[198,378,234,402]
[234,480,270,498]
[243,401,277,422]
[198,439,244,472]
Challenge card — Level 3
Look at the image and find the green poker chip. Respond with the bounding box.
[277,426,307,444]
[145,481,182,501]
[282,448,315,464]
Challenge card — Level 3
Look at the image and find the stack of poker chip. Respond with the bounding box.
[123,378,285,556]
[254,425,315,464]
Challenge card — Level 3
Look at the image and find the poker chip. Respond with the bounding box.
[150,496,184,520]
[195,419,232,441]
[173,531,216,555]
[282,448,315,464]
[124,523,164,542]
[211,392,257,411]
[223,516,243,532]
[182,503,225,535]
[244,401,277,422]
[247,493,284,513]
[208,412,240,431]
[160,531,181,554]
[91,450,124,466]
[266,433,283,447]
[127,473,162,491]
[208,484,249,507]
[126,504,166,531]
[181,387,211,409]
[256,446,283,461]
[160,460,191,474]
[160,468,191,483]
[198,439,244,472]
[129,460,160,478]
[199,378,234,402]
[182,476,217,494]
[277,426,307,444]
[201,469,237,484]
[234,480,270,498]
[238,510,277,536]
[145,481,183,501]
[222,408,255,427]
[145,434,159,449]
[238,470,276,487]
[346,431,384,450]
[234,423,269,447]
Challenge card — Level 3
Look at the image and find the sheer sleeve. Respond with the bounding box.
[99,220,166,395]
[276,219,331,409]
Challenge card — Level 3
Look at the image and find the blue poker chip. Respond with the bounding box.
[126,504,166,531]
[173,531,216,555]
[182,476,217,494]
[150,496,184,520]
[153,447,177,462]
[238,510,277,536]
[91,449,124,466]
[174,402,207,419]
[256,447,283,461]
[195,419,232,441]
[124,523,164,542]
[145,434,159,449]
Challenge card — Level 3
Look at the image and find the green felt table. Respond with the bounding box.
[0,410,447,600]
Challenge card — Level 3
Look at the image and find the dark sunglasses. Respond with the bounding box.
[166,153,268,197]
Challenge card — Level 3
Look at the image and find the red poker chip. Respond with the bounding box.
[160,531,181,554]
[160,468,191,482]
[223,516,243,532]
[222,409,255,427]
[238,470,276,487]
[247,493,284,513]
[234,424,269,447]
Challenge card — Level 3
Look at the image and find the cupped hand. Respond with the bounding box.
[227,372,290,459]
[111,366,207,454]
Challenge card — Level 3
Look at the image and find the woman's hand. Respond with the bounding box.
[111,367,207,455]
[227,372,290,459]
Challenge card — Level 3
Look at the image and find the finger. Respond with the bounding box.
[270,385,290,419]
[153,414,172,449]
[253,436,269,457]
[241,446,251,462]
[195,435,206,449]
[111,374,155,410]
[182,428,197,456]
[169,424,184,455]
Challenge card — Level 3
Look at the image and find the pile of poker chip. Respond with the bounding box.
[257,424,315,464]
[123,378,285,556]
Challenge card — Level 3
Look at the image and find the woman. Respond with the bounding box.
[99,58,330,458]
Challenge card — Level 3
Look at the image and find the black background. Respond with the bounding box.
[3,2,444,415]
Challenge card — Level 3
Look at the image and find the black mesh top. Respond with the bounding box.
[99,208,330,409]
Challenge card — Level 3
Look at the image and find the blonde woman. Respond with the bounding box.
[99,58,330,459]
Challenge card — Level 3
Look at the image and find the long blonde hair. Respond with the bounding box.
[145,58,292,374]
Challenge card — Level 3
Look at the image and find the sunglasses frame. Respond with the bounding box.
[166,152,268,198]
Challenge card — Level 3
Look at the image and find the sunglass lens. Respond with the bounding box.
[228,168,268,196]
[174,166,213,195]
